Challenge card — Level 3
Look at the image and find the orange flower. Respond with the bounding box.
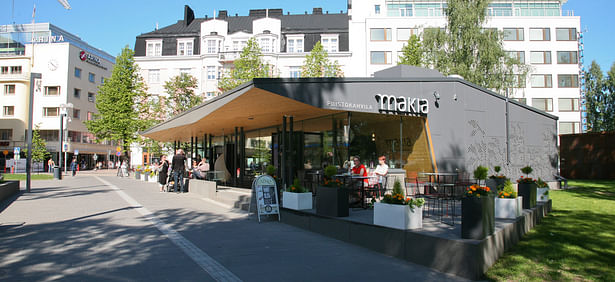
[484,187,490,192]
[468,191,473,194]
[471,187,477,191]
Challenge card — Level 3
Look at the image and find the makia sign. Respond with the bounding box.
[375,93,429,115]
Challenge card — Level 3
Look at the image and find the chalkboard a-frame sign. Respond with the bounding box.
[251,175,280,223]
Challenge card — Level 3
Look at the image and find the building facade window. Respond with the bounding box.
[10,66,22,74]
[370,28,392,41]
[488,3,513,16]
[3,84,15,95]
[387,3,413,17]
[0,66,8,74]
[0,129,12,140]
[532,98,553,112]
[287,37,304,53]
[375,5,381,14]
[321,35,338,53]
[259,37,273,53]
[397,28,418,41]
[74,88,81,98]
[557,51,578,64]
[44,86,60,96]
[506,51,525,63]
[529,28,551,41]
[88,92,95,102]
[558,74,579,88]
[207,39,218,54]
[558,98,579,112]
[148,69,160,83]
[100,77,105,84]
[371,51,392,64]
[74,67,81,78]
[531,74,553,88]
[232,40,248,51]
[503,28,524,41]
[206,66,217,80]
[73,108,80,119]
[3,106,14,116]
[556,28,577,41]
[43,107,59,117]
[289,66,301,78]
[508,74,526,88]
[87,111,93,121]
[177,39,194,56]
[146,40,162,56]
[88,72,95,83]
[512,98,527,105]
[179,68,191,75]
[530,51,552,64]
[559,122,580,135]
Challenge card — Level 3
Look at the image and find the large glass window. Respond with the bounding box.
[531,74,553,88]
[370,28,392,41]
[397,28,418,41]
[506,51,525,63]
[530,51,552,64]
[557,51,578,64]
[488,3,513,16]
[516,3,560,16]
[503,28,524,41]
[558,98,579,112]
[559,122,580,135]
[0,129,13,140]
[529,28,550,41]
[556,28,577,41]
[371,51,392,64]
[558,74,579,88]
[146,40,162,56]
[532,98,553,112]
[387,3,412,17]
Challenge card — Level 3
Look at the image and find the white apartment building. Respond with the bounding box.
[347,0,583,134]
[0,23,115,170]
[134,6,352,101]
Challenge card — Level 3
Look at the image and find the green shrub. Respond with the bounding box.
[289,178,306,193]
[474,165,488,180]
[266,165,276,176]
[392,179,404,196]
[521,166,533,176]
[498,180,517,198]
[324,165,338,179]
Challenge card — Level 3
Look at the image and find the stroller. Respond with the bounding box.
[164,171,189,192]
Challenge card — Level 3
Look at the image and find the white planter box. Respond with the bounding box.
[374,202,423,230]
[495,196,522,219]
[140,174,145,181]
[148,175,158,183]
[537,188,549,202]
[283,192,313,210]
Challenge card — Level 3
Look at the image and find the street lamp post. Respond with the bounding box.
[58,103,72,178]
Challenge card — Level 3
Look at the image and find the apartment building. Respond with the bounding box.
[0,23,115,170]
[347,0,583,134]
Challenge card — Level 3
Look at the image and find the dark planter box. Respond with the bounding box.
[316,186,349,217]
[461,195,495,240]
[518,182,537,209]
[0,180,20,202]
[486,178,507,190]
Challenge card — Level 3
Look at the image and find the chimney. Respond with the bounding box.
[184,5,195,26]
[218,10,228,19]
[313,7,323,15]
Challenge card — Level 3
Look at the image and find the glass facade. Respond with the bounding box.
[383,1,561,18]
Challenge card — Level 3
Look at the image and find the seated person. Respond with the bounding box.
[373,155,389,186]
[192,158,210,180]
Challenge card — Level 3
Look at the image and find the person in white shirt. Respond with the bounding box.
[373,155,389,187]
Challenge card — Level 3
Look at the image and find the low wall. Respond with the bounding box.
[189,180,217,200]
[281,201,552,280]
[0,180,20,203]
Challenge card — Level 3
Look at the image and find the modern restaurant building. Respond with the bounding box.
[142,66,558,188]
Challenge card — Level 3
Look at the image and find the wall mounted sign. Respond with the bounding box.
[375,94,429,115]
[79,50,107,70]
[30,35,65,43]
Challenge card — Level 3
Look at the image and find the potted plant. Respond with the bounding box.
[461,184,495,240]
[495,180,522,219]
[473,165,488,186]
[536,178,550,202]
[149,170,157,183]
[486,165,508,190]
[374,179,425,230]
[143,168,151,181]
[517,166,537,209]
[283,178,313,210]
[266,164,276,176]
[135,166,141,180]
[316,165,349,217]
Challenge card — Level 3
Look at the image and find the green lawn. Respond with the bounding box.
[1,173,54,181]
[486,180,615,281]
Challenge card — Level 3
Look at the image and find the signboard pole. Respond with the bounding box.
[250,175,280,223]
[26,73,41,192]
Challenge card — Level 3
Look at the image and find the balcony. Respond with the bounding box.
[218,51,241,63]
[0,72,30,82]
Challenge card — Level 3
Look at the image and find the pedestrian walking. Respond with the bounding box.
[70,158,78,176]
[158,155,169,192]
[171,149,187,193]
[121,160,129,177]
[47,158,55,173]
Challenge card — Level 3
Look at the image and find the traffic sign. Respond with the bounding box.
[14,147,20,160]
[74,149,79,155]
[116,151,121,157]
[116,146,121,152]
[2,150,7,155]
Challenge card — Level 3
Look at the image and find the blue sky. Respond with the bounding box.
[1,0,613,73]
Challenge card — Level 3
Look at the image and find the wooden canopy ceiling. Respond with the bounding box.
[142,87,342,142]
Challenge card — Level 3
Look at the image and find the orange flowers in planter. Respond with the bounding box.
[464,184,492,198]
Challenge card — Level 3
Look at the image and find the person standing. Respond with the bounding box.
[47,158,55,173]
[158,155,169,192]
[70,157,78,176]
[171,149,187,193]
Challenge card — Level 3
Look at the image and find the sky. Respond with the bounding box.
[1,0,613,73]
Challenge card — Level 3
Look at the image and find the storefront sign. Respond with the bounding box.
[31,34,65,43]
[375,94,429,115]
[326,101,374,111]
[251,175,280,223]
[79,50,107,70]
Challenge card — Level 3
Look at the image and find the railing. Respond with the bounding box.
[218,51,241,62]
[0,72,30,82]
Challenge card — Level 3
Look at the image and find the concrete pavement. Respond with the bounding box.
[0,172,467,281]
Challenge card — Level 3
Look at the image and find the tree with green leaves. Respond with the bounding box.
[164,73,202,117]
[420,0,528,94]
[585,61,615,132]
[24,124,49,165]
[85,46,148,160]
[218,38,273,92]
[398,34,423,66]
[300,41,343,77]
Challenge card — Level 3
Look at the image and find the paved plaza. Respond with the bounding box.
[0,171,467,281]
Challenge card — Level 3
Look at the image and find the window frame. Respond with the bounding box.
[0,129,12,140]
[321,34,339,53]
[531,74,553,88]
[43,107,59,117]
[88,72,95,83]
[286,35,305,53]
[557,51,578,64]
[206,66,217,80]
[558,98,579,112]
[73,108,80,119]
[531,98,554,112]
[397,28,418,41]
[10,66,22,74]
[558,74,579,88]
[559,121,580,134]
[146,39,163,57]
[87,92,95,102]
[503,28,524,41]
[177,38,194,56]
[74,88,81,98]
[44,86,60,96]
[556,28,577,41]
[148,69,160,84]
[370,51,393,65]
[3,84,16,95]
[506,51,525,64]
[370,28,392,41]
[74,67,81,78]
[529,28,551,41]
[530,51,552,64]
[3,106,15,117]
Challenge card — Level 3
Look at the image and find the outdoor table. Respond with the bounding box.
[334,174,371,209]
